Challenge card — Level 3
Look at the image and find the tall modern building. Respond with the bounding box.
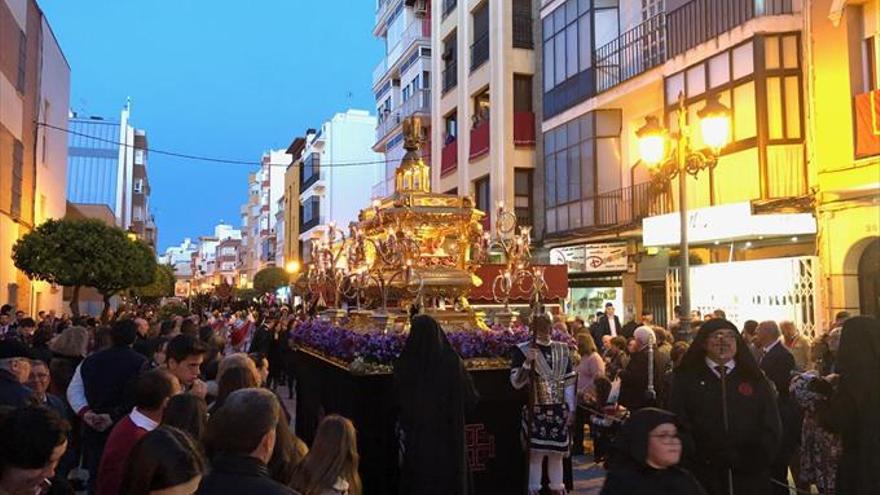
[430,0,539,234]
[0,0,70,314]
[297,110,383,262]
[282,136,305,270]
[372,0,433,199]
[240,150,288,285]
[67,102,158,247]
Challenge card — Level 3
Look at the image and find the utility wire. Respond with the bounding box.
[38,122,403,168]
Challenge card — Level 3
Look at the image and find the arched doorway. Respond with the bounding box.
[858,238,880,319]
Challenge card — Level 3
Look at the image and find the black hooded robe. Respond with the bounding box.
[600,407,707,495]
[670,319,782,495]
[823,316,880,495]
[394,315,478,495]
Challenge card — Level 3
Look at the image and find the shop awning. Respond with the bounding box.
[469,264,569,303]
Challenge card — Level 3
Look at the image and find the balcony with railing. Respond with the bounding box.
[442,61,457,94]
[595,13,666,93]
[595,182,671,228]
[441,138,458,176]
[469,118,490,160]
[301,215,324,233]
[375,89,432,144]
[512,5,533,49]
[372,20,431,87]
[667,0,795,58]
[300,153,322,192]
[470,33,490,72]
[513,112,536,146]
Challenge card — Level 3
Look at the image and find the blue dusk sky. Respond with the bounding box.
[40,1,382,251]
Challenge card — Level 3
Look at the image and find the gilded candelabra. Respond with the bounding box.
[479,202,546,327]
[306,222,351,323]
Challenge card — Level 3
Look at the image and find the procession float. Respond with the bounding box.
[291,117,572,494]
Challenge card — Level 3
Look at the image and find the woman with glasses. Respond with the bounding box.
[600,407,706,494]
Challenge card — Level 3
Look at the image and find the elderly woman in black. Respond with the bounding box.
[669,319,781,495]
[600,407,706,495]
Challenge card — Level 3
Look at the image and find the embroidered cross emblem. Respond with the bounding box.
[465,423,495,472]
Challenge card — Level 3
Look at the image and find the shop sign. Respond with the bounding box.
[550,245,586,272]
[642,202,816,247]
[550,242,627,273]
[583,243,628,272]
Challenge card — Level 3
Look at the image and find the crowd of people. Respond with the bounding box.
[0,300,877,495]
[549,304,878,495]
[0,304,359,495]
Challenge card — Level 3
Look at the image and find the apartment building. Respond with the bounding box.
[0,0,70,314]
[282,136,305,270]
[297,110,383,262]
[538,0,874,333]
[239,150,288,285]
[67,103,158,247]
[190,223,241,292]
[373,0,433,199]
[430,0,539,233]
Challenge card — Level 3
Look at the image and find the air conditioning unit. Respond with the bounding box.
[414,0,427,16]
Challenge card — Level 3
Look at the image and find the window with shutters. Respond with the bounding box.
[11,140,23,219]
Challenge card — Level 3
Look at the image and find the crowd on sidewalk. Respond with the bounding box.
[0,300,877,495]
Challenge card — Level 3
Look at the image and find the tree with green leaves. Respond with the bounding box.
[253,266,289,294]
[13,218,112,317]
[133,264,176,301]
[89,232,156,321]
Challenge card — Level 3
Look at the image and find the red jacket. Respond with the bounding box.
[96,412,153,495]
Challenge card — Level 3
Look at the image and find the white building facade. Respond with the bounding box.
[297,110,383,261]
[372,0,433,198]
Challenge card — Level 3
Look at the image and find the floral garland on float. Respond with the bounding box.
[290,319,576,375]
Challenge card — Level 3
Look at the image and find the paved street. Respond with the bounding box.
[572,455,605,494]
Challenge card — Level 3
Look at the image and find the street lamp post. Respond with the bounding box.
[637,92,730,342]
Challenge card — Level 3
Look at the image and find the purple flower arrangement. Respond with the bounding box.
[291,319,576,367]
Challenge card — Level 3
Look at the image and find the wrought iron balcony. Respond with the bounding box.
[470,32,490,72]
[375,89,431,144]
[595,13,666,93]
[442,61,457,94]
[667,0,795,58]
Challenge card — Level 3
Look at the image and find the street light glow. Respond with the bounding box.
[636,116,667,167]
[285,260,301,274]
[698,93,731,152]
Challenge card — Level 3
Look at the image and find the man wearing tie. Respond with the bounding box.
[592,303,622,351]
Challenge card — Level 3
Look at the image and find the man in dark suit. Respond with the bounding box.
[592,302,623,352]
[756,320,798,495]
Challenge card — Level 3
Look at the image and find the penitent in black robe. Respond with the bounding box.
[394,315,478,495]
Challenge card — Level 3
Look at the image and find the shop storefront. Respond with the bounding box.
[550,242,629,323]
[642,202,822,336]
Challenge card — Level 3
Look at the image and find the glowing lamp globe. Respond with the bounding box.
[698,94,731,152]
[636,116,666,167]
[285,260,301,274]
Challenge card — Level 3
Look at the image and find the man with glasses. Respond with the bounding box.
[0,339,34,408]
[670,319,781,495]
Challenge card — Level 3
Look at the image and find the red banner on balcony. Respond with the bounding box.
[855,89,880,159]
[469,264,569,303]
[469,120,490,160]
[513,111,536,146]
[441,139,458,176]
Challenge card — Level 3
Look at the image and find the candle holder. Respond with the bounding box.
[480,202,545,327]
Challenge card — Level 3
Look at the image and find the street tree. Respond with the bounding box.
[89,231,156,321]
[133,264,176,301]
[253,266,289,294]
[12,218,112,317]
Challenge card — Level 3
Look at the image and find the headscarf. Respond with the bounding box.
[615,407,678,467]
[677,318,763,382]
